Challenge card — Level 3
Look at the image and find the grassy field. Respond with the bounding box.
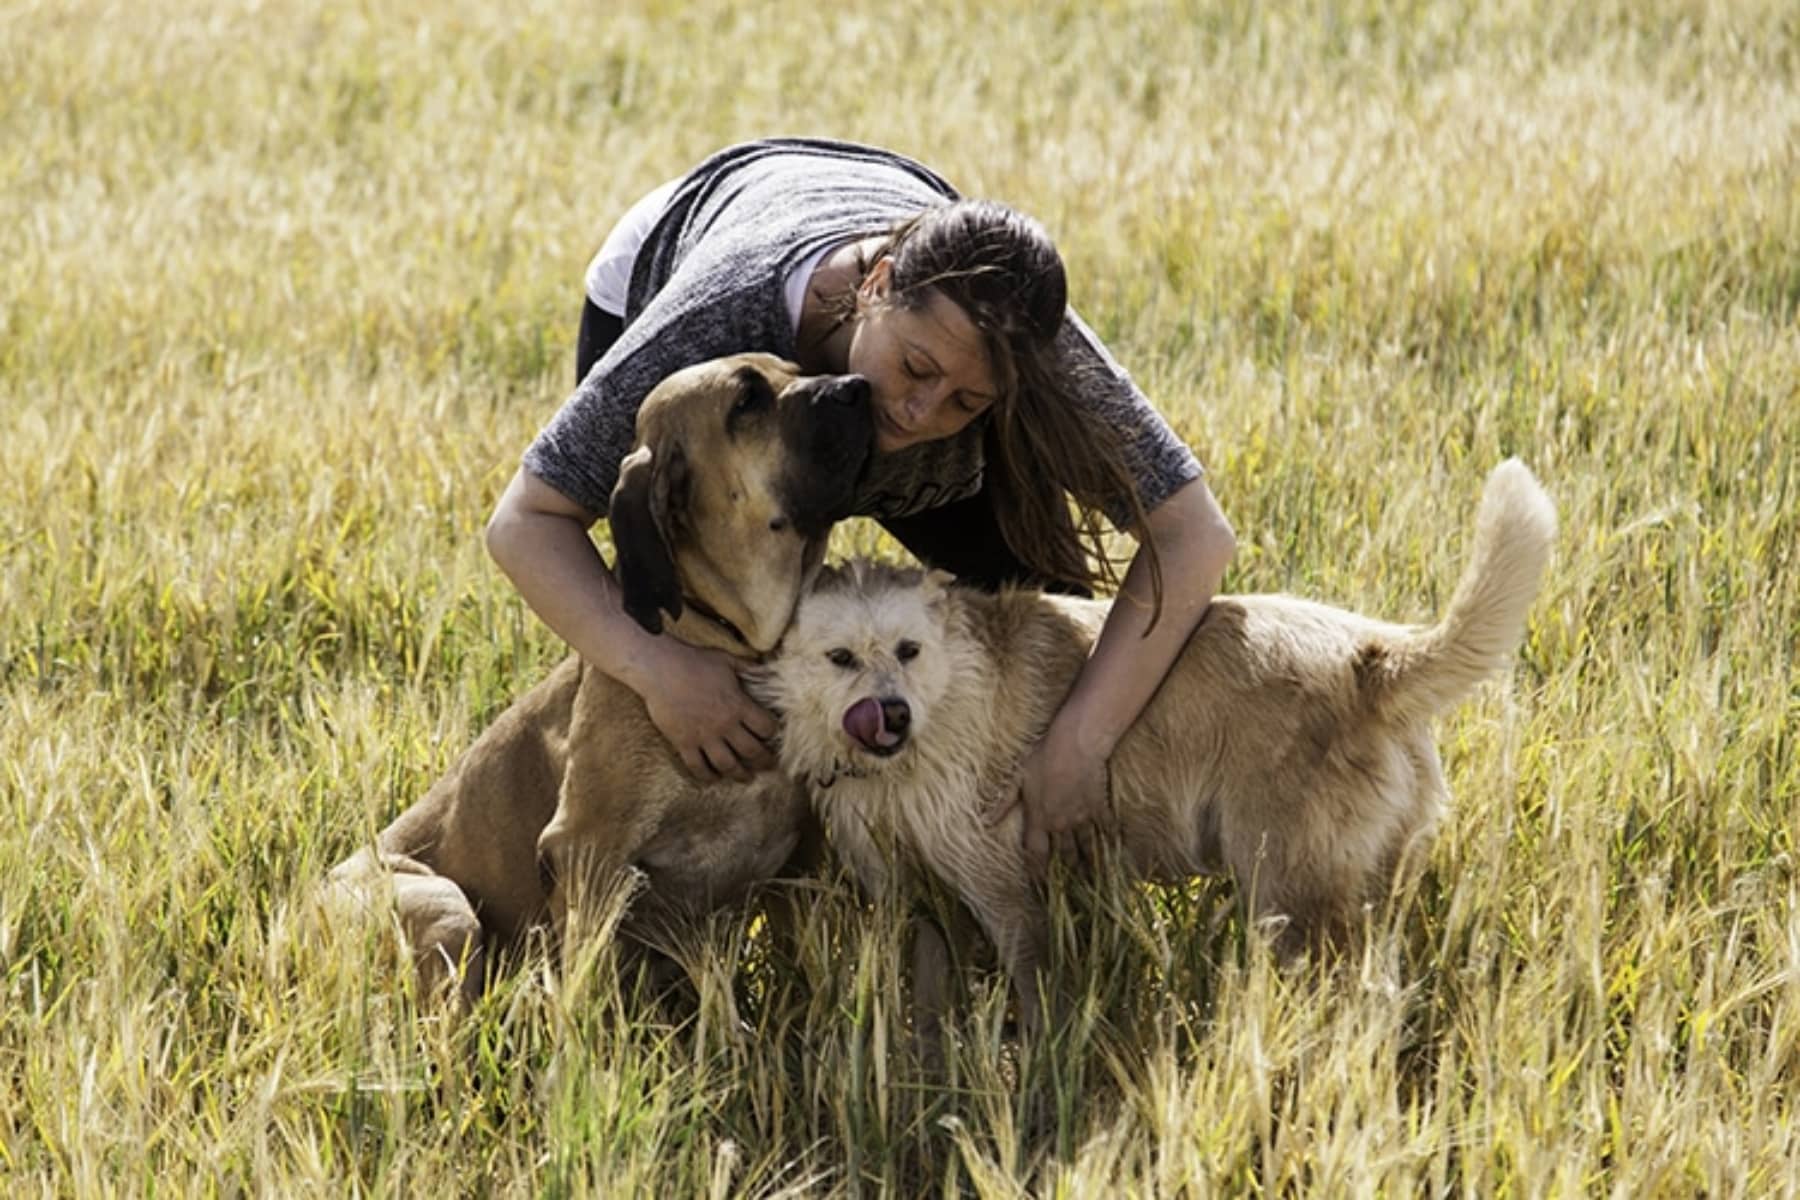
[3,0,1796,1193]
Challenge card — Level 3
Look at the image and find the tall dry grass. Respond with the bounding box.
[3,0,1796,1193]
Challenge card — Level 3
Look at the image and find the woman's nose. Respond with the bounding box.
[905,380,949,420]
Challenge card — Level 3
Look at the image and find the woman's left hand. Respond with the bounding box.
[989,476,1237,876]
[1001,719,1110,875]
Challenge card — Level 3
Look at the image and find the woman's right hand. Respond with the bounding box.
[486,467,779,782]
[636,636,778,783]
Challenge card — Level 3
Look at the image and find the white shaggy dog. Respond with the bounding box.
[756,460,1556,1035]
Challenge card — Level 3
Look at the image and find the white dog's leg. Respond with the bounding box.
[908,918,953,1073]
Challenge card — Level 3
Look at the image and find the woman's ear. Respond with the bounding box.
[857,255,893,309]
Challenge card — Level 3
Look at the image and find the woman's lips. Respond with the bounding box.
[876,409,914,445]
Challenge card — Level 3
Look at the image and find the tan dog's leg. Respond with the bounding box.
[328,848,486,1008]
[533,674,668,967]
[534,821,645,984]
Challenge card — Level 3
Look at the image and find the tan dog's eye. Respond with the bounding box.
[896,640,920,662]
[827,648,858,669]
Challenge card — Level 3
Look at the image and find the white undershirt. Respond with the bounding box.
[585,177,831,335]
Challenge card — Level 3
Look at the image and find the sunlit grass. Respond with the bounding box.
[3,0,1795,1192]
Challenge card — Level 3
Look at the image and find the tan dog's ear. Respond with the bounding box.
[921,568,957,609]
[609,443,687,634]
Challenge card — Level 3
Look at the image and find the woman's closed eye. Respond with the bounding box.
[904,358,984,414]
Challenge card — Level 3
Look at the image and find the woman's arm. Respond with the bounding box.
[1000,475,1236,869]
[485,465,778,781]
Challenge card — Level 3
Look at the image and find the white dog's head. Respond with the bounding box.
[755,561,962,784]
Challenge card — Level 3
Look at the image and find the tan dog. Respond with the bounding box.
[329,354,874,1003]
[757,460,1556,1035]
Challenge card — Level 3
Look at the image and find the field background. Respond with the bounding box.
[3,0,1796,1193]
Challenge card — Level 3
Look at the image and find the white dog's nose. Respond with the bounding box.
[878,698,910,738]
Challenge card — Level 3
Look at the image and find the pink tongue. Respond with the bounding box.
[843,698,900,750]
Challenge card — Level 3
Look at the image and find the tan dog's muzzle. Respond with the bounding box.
[609,355,874,653]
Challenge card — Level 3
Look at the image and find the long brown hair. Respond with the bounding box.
[873,199,1162,615]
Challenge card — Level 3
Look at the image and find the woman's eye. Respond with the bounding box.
[902,358,929,380]
[827,648,857,669]
[896,640,920,662]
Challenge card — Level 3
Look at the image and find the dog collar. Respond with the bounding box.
[812,760,880,790]
[681,593,750,650]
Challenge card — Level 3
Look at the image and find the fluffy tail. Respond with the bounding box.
[1369,459,1558,723]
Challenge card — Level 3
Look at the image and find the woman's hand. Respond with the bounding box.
[486,466,778,782]
[1011,717,1110,874]
[987,477,1236,872]
[637,635,778,783]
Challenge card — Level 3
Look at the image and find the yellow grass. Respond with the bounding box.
[3,0,1796,1193]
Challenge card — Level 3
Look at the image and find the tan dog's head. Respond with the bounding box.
[756,562,963,783]
[608,354,874,656]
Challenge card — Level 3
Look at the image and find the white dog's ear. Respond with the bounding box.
[921,568,956,606]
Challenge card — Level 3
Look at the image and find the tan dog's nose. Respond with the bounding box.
[818,374,870,407]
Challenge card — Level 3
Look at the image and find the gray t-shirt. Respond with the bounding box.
[524,138,1202,525]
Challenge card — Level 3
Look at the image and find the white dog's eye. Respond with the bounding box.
[896,640,920,662]
[827,648,858,669]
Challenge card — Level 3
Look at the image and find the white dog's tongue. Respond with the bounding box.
[843,698,900,750]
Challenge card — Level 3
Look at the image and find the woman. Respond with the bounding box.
[486,138,1236,866]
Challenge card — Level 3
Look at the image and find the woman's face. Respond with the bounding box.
[847,258,999,454]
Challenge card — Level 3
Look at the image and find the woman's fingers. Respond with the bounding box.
[731,725,775,772]
[698,738,748,783]
[736,699,780,745]
[702,707,776,782]
[685,743,722,782]
[641,642,785,782]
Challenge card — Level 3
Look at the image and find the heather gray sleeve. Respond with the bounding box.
[521,281,774,518]
[520,334,650,518]
[1058,308,1204,527]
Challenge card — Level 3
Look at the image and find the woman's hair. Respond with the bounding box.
[874,198,1162,612]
